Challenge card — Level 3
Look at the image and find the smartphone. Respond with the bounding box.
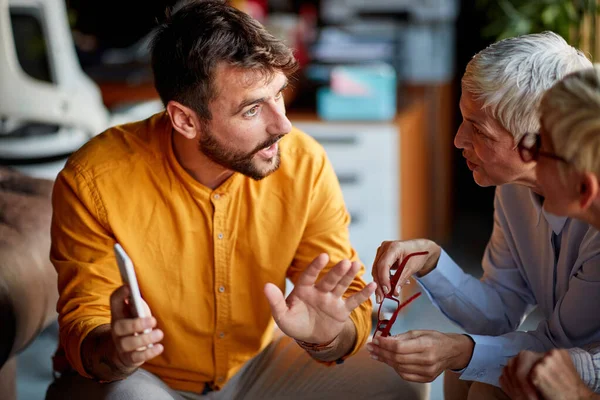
[114,243,153,339]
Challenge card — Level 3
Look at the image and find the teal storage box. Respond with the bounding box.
[317,64,397,121]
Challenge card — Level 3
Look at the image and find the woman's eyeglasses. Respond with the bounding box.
[373,251,428,339]
[517,132,570,164]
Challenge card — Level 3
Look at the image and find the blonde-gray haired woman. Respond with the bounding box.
[501,65,600,400]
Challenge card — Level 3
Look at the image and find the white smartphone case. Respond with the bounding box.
[113,244,152,340]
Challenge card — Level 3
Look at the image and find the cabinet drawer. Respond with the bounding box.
[292,121,400,282]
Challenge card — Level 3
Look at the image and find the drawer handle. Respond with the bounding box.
[337,174,359,185]
[313,136,358,145]
[349,212,360,224]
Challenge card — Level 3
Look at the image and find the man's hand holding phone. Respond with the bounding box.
[109,285,164,370]
[111,244,164,370]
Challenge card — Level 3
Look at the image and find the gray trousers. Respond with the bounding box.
[46,335,429,400]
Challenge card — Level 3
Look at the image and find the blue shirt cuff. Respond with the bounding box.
[416,249,464,299]
[458,334,507,387]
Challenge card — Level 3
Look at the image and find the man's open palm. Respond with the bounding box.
[264,253,376,344]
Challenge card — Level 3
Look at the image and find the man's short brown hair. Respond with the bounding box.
[150,0,298,122]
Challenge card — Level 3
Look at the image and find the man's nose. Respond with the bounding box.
[267,104,292,136]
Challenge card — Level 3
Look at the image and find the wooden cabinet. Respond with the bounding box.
[292,120,399,282]
[289,82,455,245]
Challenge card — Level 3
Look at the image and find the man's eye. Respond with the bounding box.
[275,90,284,100]
[244,106,259,117]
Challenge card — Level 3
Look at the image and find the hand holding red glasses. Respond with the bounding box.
[371,239,442,303]
[373,251,428,339]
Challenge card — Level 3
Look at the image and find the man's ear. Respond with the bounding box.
[578,172,599,211]
[166,101,202,140]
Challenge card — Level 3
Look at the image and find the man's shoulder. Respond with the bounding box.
[278,126,328,172]
[281,126,326,158]
[270,127,331,188]
[64,112,168,179]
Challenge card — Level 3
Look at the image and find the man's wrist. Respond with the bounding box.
[295,335,338,352]
[449,333,475,371]
[299,319,356,362]
[81,324,135,382]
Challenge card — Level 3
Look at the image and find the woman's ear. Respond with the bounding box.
[578,172,599,211]
[166,101,201,140]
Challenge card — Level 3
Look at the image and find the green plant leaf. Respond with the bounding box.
[514,18,532,35]
[541,5,561,26]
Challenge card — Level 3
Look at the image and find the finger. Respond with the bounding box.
[264,282,287,323]
[378,359,433,383]
[296,253,329,286]
[374,330,424,352]
[375,286,383,304]
[371,244,385,280]
[344,282,376,311]
[110,285,132,321]
[113,316,156,337]
[120,343,164,366]
[394,373,432,383]
[119,328,164,353]
[508,351,540,400]
[507,357,535,400]
[372,246,386,303]
[387,362,440,380]
[529,364,549,392]
[142,299,153,318]
[367,343,429,365]
[331,261,361,297]
[314,259,352,293]
[374,245,398,297]
[499,373,513,398]
[504,356,519,394]
[394,252,429,296]
[516,362,540,399]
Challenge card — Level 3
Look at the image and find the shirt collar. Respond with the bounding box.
[528,188,568,235]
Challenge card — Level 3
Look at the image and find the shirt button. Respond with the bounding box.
[214,194,220,200]
[218,286,225,293]
[217,376,224,383]
[217,233,224,239]
[219,332,225,338]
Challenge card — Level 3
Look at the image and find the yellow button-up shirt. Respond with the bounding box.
[50,112,372,393]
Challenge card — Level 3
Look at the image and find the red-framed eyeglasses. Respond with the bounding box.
[373,251,429,339]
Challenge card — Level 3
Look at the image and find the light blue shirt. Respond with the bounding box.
[417,184,600,387]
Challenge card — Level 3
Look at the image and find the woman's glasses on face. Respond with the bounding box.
[517,132,570,164]
[373,251,428,340]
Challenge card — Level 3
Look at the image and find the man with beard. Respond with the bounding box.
[45,1,428,399]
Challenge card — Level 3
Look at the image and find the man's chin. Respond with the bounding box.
[244,154,281,180]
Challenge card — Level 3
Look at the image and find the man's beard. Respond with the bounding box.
[199,127,283,181]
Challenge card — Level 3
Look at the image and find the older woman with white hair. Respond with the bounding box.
[500,65,600,400]
[366,32,599,400]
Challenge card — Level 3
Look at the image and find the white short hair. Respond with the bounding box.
[462,31,592,144]
[540,64,600,178]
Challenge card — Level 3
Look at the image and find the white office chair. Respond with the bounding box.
[0,0,110,163]
[0,0,163,179]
